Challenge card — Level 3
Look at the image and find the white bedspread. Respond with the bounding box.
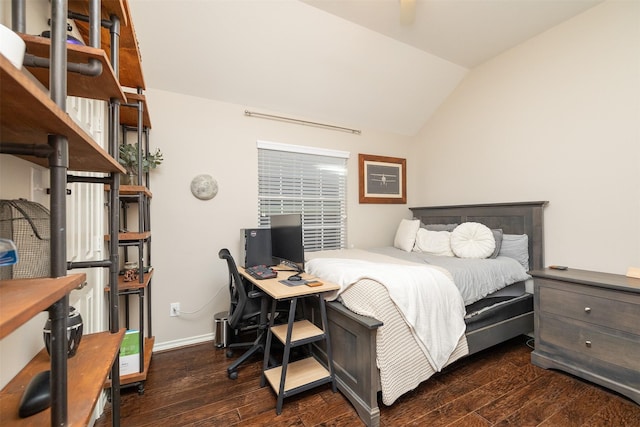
[339,279,468,405]
[306,257,466,371]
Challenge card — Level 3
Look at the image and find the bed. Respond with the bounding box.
[305,201,547,427]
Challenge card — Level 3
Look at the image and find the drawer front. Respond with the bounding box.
[539,315,640,372]
[538,281,640,335]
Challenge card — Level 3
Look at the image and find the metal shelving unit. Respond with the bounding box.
[0,0,151,424]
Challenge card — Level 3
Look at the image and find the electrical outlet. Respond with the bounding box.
[170,302,180,317]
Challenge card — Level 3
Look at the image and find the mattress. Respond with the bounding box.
[462,280,532,331]
[367,246,531,305]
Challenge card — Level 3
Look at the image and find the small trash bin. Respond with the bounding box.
[214,311,229,348]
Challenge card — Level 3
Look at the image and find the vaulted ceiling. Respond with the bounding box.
[129,0,602,136]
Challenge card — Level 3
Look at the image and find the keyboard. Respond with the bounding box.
[245,265,277,280]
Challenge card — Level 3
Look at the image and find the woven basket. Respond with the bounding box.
[0,199,50,279]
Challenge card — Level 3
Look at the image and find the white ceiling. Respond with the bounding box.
[129,0,602,136]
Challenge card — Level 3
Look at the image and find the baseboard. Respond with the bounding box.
[153,333,214,353]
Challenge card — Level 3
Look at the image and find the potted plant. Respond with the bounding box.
[119,143,163,185]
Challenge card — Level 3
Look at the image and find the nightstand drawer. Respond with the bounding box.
[539,315,640,372]
[538,280,640,335]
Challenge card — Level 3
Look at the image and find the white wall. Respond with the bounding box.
[0,0,60,390]
[409,1,640,275]
[0,157,51,388]
[146,89,414,349]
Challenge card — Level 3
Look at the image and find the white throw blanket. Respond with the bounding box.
[306,257,466,371]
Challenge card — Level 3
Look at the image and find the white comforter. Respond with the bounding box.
[305,257,466,371]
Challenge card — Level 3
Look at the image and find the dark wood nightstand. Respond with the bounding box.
[530,268,640,405]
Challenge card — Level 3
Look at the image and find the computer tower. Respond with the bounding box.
[239,228,272,267]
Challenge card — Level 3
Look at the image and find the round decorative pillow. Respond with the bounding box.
[450,222,496,259]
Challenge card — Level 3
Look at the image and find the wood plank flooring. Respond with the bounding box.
[95,336,640,426]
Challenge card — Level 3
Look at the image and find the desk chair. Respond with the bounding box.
[219,248,271,379]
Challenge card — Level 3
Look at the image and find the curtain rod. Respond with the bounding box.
[244,110,361,135]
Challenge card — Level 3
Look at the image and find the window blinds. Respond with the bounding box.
[257,142,348,252]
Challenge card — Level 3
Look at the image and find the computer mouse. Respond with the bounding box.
[19,370,50,417]
[288,274,302,281]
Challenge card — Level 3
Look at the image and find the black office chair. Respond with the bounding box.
[218,248,271,379]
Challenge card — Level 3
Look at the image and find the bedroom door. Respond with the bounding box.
[66,97,109,420]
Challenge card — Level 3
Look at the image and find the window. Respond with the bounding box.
[257,141,349,252]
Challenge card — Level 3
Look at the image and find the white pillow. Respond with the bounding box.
[450,222,496,259]
[413,229,455,257]
[393,219,420,252]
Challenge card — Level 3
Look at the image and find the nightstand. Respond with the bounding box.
[530,268,640,405]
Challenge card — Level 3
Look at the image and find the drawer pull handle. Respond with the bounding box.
[584,307,591,313]
[585,340,592,348]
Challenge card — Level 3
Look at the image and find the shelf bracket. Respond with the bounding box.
[23,53,103,77]
[0,142,54,158]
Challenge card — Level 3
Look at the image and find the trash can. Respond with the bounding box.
[214,311,229,348]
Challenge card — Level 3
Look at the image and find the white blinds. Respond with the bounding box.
[257,143,348,252]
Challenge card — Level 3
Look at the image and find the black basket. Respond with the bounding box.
[0,199,50,280]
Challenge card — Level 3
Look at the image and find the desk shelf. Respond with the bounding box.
[263,357,331,396]
[270,320,325,346]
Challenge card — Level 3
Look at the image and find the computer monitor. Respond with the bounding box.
[269,214,304,272]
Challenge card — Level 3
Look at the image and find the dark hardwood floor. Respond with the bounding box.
[95,336,640,426]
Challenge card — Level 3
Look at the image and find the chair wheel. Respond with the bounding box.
[226,350,233,358]
[228,370,238,380]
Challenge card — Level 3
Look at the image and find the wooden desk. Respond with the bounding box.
[239,268,339,299]
[239,267,339,414]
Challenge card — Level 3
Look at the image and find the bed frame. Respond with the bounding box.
[310,201,548,427]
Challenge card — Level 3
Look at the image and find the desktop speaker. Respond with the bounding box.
[239,228,272,268]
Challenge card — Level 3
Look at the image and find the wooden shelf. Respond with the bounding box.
[120,336,154,385]
[72,0,145,90]
[271,320,324,345]
[0,55,125,174]
[0,329,125,426]
[120,184,152,198]
[120,92,152,128]
[264,357,330,394]
[19,33,126,102]
[68,0,128,26]
[104,184,153,198]
[103,336,154,388]
[105,269,154,292]
[0,275,87,340]
[104,231,151,242]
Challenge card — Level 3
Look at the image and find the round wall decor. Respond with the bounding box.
[190,174,218,200]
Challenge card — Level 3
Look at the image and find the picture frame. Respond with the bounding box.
[359,153,406,204]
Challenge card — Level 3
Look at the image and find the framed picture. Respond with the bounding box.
[359,154,406,204]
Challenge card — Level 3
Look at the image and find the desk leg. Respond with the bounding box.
[276,297,298,415]
[260,298,277,388]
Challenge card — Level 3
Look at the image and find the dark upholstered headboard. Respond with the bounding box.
[409,201,548,271]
